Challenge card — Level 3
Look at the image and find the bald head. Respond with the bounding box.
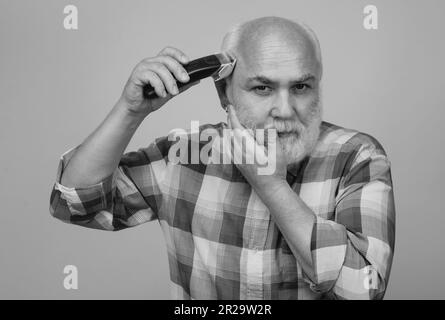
[221,16,322,78]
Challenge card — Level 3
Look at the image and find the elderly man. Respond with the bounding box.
[50,16,395,300]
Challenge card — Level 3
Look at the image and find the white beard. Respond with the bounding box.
[236,98,323,165]
[278,115,321,165]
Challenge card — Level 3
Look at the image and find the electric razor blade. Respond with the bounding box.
[142,53,236,100]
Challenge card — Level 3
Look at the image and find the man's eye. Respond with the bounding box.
[253,86,272,95]
[293,83,310,93]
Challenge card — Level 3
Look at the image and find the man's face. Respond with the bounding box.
[225,32,323,164]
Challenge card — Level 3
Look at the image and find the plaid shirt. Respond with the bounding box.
[50,121,395,300]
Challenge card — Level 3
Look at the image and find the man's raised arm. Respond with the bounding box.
[61,47,196,188]
[50,47,199,231]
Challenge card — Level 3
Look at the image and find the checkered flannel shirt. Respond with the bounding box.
[50,121,395,299]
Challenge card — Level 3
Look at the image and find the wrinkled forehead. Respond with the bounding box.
[235,32,320,80]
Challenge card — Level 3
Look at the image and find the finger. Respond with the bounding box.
[222,126,234,163]
[227,104,255,145]
[255,128,265,146]
[227,104,244,130]
[146,62,179,96]
[233,126,258,164]
[227,106,271,166]
[134,70,167,98]
[232,127,269,166]
[264,128,279,149]
[155,80,201,102]
[263,128,284,164]
[227,114,232,129]
[158,46,189,64]
[224,113,238,162]
[153,55,190,83]
[230,126,258,166]
[226,108,233,129]
[231,129,244,165]
[178,79,200,93]
[226,106,249,164]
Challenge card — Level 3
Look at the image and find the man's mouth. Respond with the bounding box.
[277,131,298,138]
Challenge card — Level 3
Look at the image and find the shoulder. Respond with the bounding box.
[315,121,389,158]
[308,121,392,179]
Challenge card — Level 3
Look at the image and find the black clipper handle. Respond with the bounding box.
[142,55,222,100]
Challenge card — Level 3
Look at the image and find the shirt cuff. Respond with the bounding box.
[303,216,348,293]
[54,146,113,216]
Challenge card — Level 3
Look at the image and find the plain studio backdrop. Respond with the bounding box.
[0,0,444,299]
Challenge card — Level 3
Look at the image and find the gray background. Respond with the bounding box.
[0,0,444,299]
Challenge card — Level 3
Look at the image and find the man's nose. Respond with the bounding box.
[270,90,296,118]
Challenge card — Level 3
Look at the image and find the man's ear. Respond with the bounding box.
[214,79,231,112]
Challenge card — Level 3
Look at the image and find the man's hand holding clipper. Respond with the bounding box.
[60,47,197,188]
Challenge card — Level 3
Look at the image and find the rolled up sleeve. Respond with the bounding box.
[304,140,396,300]
[50,141,167,231]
